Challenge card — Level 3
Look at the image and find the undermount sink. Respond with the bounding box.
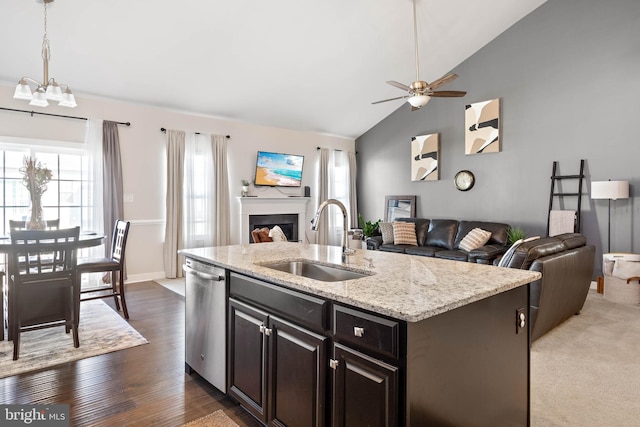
[261,260,372,282]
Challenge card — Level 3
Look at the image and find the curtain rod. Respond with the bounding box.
[160,128,230,139]
[317,146,357,154]
[0,107,130,126]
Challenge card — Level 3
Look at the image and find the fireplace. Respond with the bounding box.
[249,214,298,242]
[238,197,310,244]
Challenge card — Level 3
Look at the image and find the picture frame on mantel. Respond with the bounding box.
[384,195,416,222]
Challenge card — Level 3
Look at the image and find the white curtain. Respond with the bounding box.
[84,119,104,258]
[348,151,358,229]
[164,130,185,278]
[211,135,230,246]
[316,149,353,247]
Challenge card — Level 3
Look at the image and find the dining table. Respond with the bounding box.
[0,231,105,341]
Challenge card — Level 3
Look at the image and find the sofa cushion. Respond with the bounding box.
[404,246,446,257]
[379,222,394,245]
[555,232,587,250]
[458,228,492,251]
[504,237,566,269]
[379,244,409,253]
[393,221,418,246]
[434,250,470,262]
[396,218,430,246]
[426,219,458,249]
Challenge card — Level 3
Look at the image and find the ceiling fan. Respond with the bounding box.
[372,0,467,111]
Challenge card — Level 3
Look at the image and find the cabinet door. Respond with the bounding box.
[228,298,270,424]
[331,343,398,427]
[268,316,327,427]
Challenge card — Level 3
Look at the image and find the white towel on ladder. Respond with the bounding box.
[549,210,576,236]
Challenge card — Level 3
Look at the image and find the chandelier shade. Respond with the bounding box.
[12,0,77,108]
[408,95,431,108]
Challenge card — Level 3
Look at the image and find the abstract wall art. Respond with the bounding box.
[465,98,500,154]
[411,133,439,181]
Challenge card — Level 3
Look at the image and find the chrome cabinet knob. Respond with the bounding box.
[354,326,365,337]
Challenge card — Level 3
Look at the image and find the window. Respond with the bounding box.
[0,139,93,235]
[327,150,351,246]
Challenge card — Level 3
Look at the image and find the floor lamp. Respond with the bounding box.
[591,180,629,253]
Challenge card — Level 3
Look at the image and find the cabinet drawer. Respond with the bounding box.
[332,304,400,359]
[230,272,329,332]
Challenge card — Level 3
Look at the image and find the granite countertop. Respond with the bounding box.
[179,242,541,323]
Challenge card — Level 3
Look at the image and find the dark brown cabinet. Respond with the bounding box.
[228,298,327,427]
[330,343,399,427]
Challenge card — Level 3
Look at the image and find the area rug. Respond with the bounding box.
[155,277,185,297]
[182,410,239,427]
[0,299,148,378]
[531,290,640,426]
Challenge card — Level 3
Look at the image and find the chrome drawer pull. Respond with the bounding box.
[354,326,365,337]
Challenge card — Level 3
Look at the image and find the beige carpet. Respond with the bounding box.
[531,290,640,426]
[0,299,148,378]
[182,410,239,427]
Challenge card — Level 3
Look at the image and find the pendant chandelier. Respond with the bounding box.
[13,0,76,108]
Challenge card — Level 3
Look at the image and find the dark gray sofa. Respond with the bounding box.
[497,232,595,341]
[366,218,510,264]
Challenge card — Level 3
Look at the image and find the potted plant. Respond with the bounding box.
[358,214,381,249]
[507,226,527,245]
[241,180,250,197]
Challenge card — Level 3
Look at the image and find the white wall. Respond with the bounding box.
[0,85,354,282]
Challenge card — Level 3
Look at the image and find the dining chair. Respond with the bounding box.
[9,226,81,360]
[77,220,131,319]
[9,219,60,230]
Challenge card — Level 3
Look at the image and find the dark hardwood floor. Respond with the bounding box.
[0,281,262,427]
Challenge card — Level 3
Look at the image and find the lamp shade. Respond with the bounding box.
[591,180,629,200]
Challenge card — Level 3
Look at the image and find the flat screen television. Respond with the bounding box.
[254,151,304,187]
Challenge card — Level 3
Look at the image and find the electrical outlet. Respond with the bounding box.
[123,194,134,203]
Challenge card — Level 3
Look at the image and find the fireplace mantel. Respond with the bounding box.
[238,197,310,243]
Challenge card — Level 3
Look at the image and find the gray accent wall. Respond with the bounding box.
[356,0,640,277]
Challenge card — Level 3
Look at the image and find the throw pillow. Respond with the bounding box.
[379,222,394,245]
[393,221,418,246]
[269,225,288,242]
[612,260,640,280]
[252,227,272,243]
[459,228,492,252]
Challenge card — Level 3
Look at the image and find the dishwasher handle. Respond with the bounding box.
[183,264,225,281]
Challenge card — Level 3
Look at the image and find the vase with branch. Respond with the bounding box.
[20,156,52,230]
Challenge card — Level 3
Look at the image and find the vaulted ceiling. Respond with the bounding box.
[0,0,546,138]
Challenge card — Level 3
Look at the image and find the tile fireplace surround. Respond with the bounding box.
[238,196,310,243]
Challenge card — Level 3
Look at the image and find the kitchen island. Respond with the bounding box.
[180,242,541,427]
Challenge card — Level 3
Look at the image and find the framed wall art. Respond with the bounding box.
[465,98,500,154]
[411,133,439,181]
[384,195,416,222]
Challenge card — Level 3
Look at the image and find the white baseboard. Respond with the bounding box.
[590,280,597,290]
[126,271,167,284]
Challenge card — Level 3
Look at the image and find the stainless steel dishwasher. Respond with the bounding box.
[184,257,226,392]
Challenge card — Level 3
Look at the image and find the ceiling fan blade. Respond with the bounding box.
[428,73,458,90]
[372,95,409,105]
[386,81,411,92]
[430,90,467,97]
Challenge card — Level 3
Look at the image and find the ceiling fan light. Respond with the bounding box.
[13,80,33,100]
[29,87,49,107]
[59,88,77,108]
[408,95,431,108]
[45,81,63,101]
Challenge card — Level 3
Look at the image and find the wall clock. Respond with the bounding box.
[454,170,475,191]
